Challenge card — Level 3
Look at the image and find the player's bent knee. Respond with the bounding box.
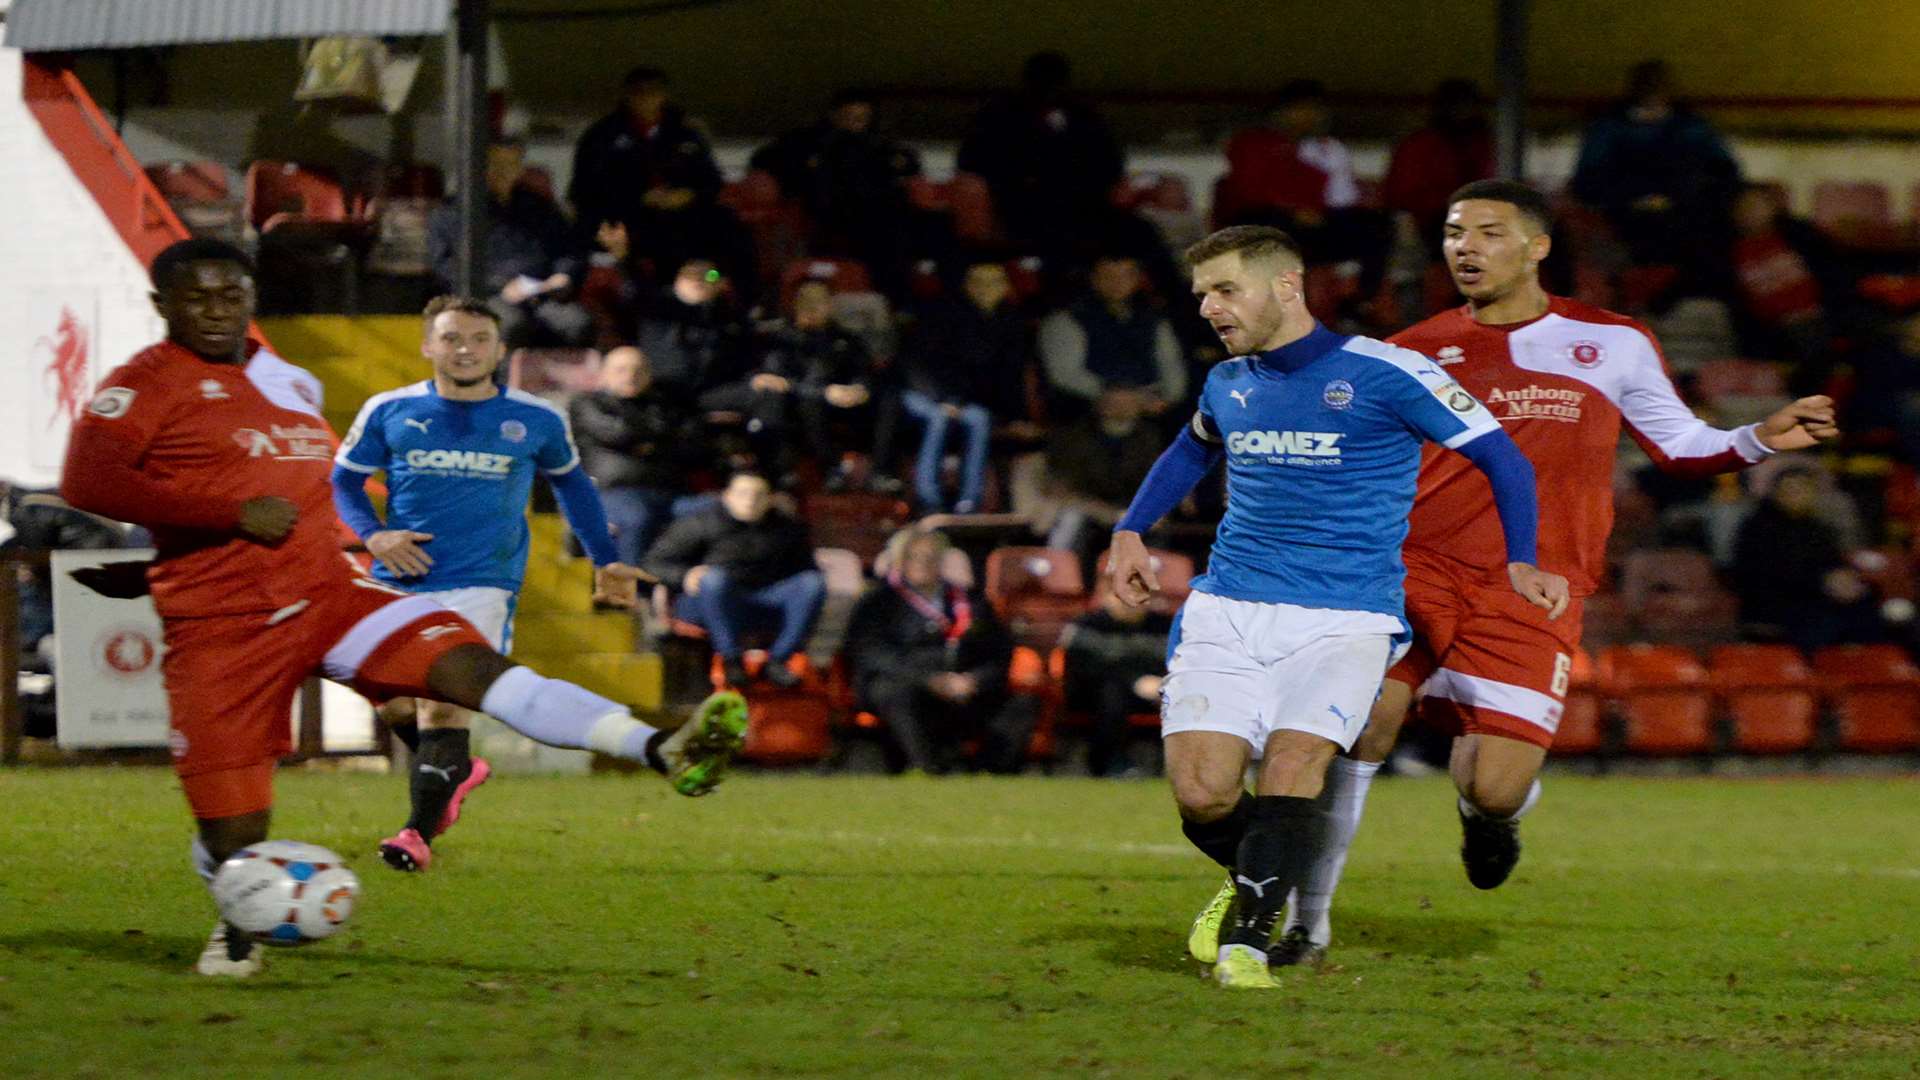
[1167,769,1243,822]
[418,699,472,729]
[426,644,517,710]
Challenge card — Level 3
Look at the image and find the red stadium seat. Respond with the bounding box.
[949,172,1001,245]
[1550,647,1608,755]
[739,690,834,765]
[1602,644,1713,755]
[984,547,1087,647]
[1813,644,1920,752]
[1009,645,1058,763]
[1708,644,1818,753]
[801,492,913,568]
[1616,265,1680,313]
[1618,548,1738,644]
[245,160,353,233]
[1112,172,1193,213]
[1694,358,1786,403]
[907,175,952,214]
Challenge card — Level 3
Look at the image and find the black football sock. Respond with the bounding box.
[1181,791,1255,869]
[389,718,421,755]
[1222,795,1325,951]
[404,728,472,840]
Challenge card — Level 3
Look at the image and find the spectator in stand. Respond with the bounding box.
[735,279,902,491]
[1847,311,1920,462]
[637,258,752,397]
[1019,386,1166,571]
[899,260,1036,512]
[957,51,1125,262]
[568,346,704,567]
[846,529,1035,775]
[1728,182,1849,388]
[1039,254,1185,421]
[1729,464,1878,651]
[1383,78,1495,257]
[568,66,753,295]
[1060,573,1173,778]
[752,90,921,296]
[428,140,591,347]
[1571,60,1740,290]
[577,220,647,350]
[643,470,824,689]
[1215,79,1392,308]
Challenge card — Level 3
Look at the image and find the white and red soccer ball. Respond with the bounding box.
[211,840,360,946]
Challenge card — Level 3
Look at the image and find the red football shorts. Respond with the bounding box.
[161,576,492,818]
[1385,551,1586,750]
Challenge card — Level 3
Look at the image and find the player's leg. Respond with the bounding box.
[1216,625,1395,986]
[378,697,421,754]
[191,804,272,977]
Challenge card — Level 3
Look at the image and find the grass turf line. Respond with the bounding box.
[1,770,1917,1078]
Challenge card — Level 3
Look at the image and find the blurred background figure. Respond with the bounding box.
[1059,574,1173,778]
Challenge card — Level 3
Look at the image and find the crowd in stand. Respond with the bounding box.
[135,51,1920,773]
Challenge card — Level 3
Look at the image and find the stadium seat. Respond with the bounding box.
[906,175,952,214]
[1694,358,1786,403]
[1708,644,1818,753]
[146,159,244,242]
[1004,256,1046,305]
[1093,547,1195,612]
[1112,172,1193,213]
[949,172,1001,245]
[1812,180,1895,244]
[1602,644,1714,755]
[709,650,817,692]
[739,689,835,765]
[984,547,1087,646]
[1616,265,1680,313]
[802,492,914,568]
[1550,647,1608,756]
[1009,645,1058,763]
[1618,548,1738,644]
[245,160,355,233]
[1812,644,1920,752]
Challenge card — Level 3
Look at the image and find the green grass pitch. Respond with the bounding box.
[2,768,1917,1078]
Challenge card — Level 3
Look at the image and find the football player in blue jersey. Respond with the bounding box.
[1103,226,1569,988]
[333,296,745,872]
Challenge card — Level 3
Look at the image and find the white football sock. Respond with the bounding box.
[190,835,219,886]
[478,665,660,762]
[1284,756,1380,947]
[1458,777,1542,821]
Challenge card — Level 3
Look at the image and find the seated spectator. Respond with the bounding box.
[752,90,921,295]
[957,51,1124,263]
[1039,254,1185,420]
[1849,311,1920,461]
[727,279,903,490]
[642,470,824,688]
[1382,78,1495,257]
[1015,388,1166,571]
[2,480,135,667]
[1215,79,1392,305]
[637,259,753,396]
[1728,182,1848,388]
[568,66,755,296]
[846,529,1035,774]
[428,140,591,347]
[900,261,1035,512]
[1061,575,1174,777]
[1570,60,1740,292]
[578,220,647,350]
[568,346,705,566]
[1729,464,1878,652]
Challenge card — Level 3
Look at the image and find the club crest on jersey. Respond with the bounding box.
[1436,345,1465,365]
[1569,340,1605,368]
[1321,379,1355,410]
[87,386,135,419]
[500,419,528,443]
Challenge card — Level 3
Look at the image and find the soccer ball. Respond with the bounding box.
[211,840,360,946]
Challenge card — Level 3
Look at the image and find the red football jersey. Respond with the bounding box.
[1390,297,1770,595]
[61,341,358,619]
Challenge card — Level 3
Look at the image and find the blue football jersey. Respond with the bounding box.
[1189,323,1501,622]
[334,381,582,592]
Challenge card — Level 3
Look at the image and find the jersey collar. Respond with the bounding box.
[1251,322,1345,374]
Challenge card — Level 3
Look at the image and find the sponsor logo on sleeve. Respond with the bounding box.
[87,387,135,419]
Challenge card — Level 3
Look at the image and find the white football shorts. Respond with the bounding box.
[1160,591,1409,754]
[414,585,516,653]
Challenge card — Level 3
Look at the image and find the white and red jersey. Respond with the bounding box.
[1390,297,1771,595]
[60,340,360,619]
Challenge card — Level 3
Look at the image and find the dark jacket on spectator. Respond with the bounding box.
[1043,415,1166,507]
[642,503,815,592]
[752,321,880,399]
[1571,104,1739,222]
[902,298,1033,416]
[568,105,723,233]
[845,583,1013,701]
[428,189,584,295]
[567,389,698,490]
[636,293,752,394]
[750,123,919,229]
[957,94,1123,241]
[1729,500,1847,631]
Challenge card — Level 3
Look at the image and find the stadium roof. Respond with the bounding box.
[3,0,451,51]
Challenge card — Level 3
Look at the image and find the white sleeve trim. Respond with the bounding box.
[541,455,582,477]
[1731,423,1773,463]
[333,457,381,474]
[1441,422,1501,450]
